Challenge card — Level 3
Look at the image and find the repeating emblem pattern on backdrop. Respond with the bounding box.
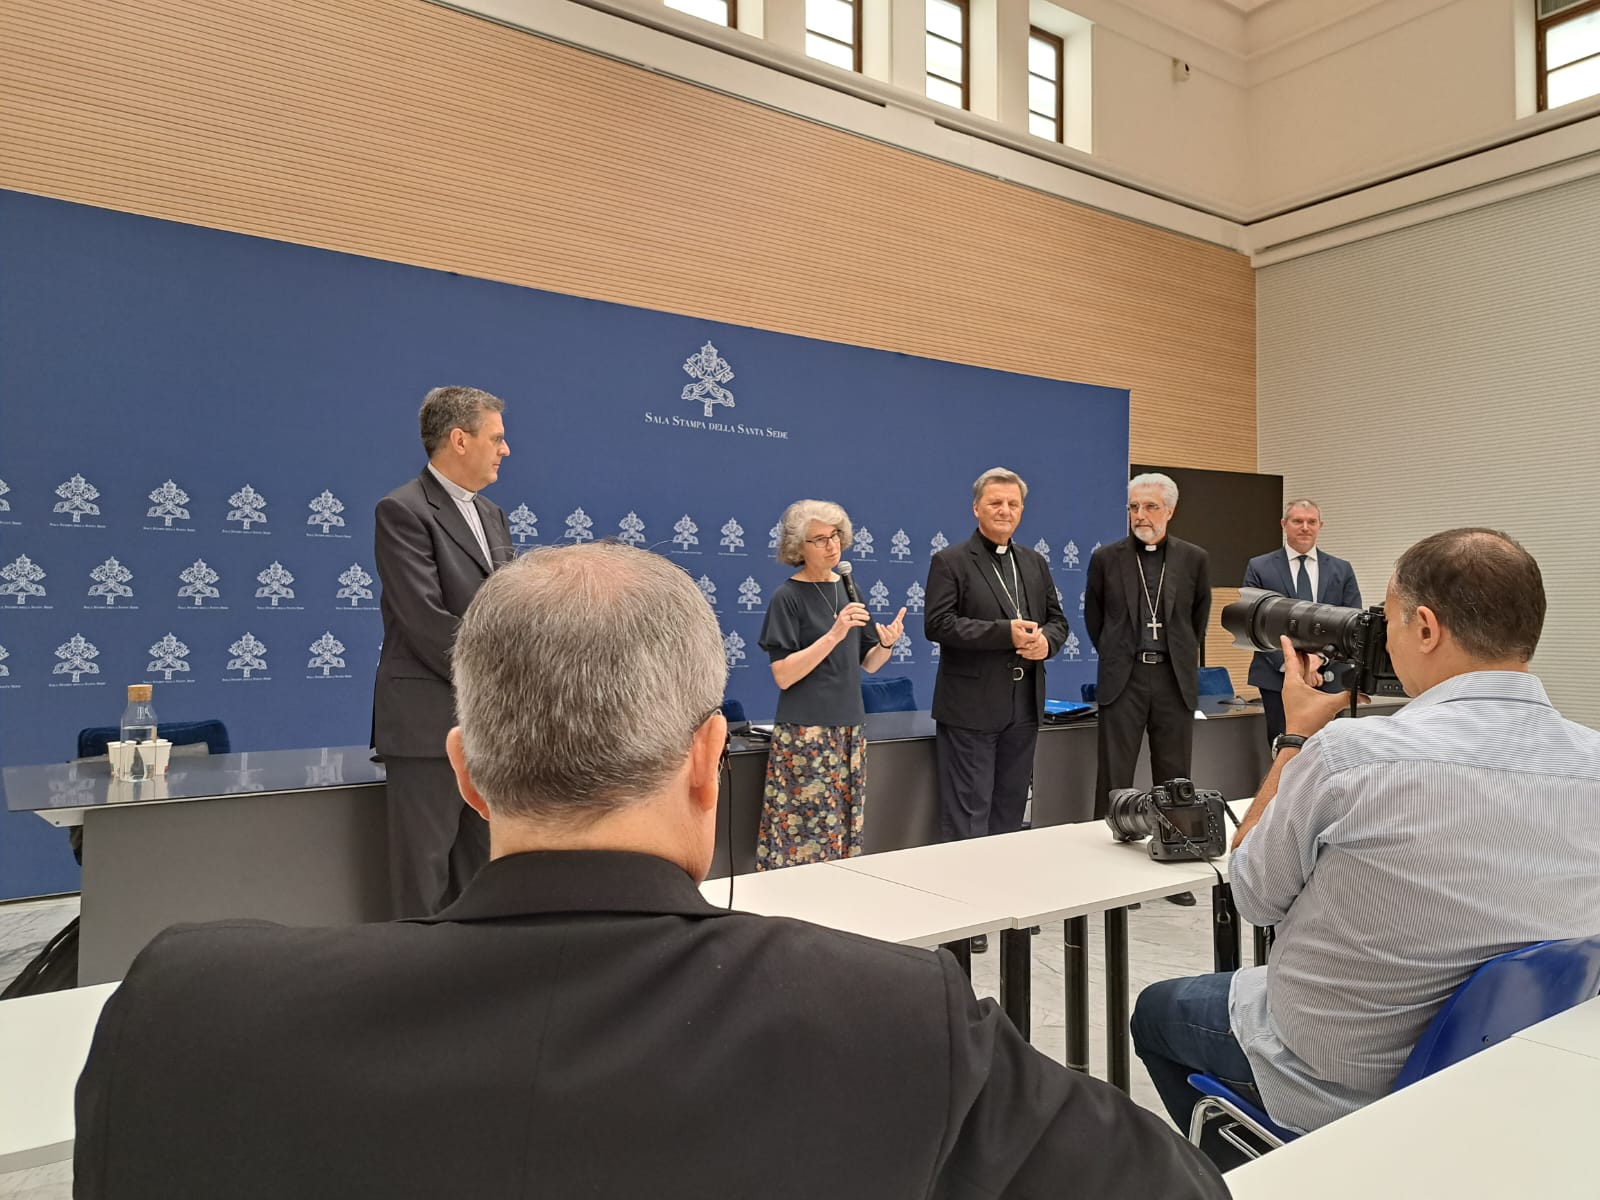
[147,633,192,682]
[672,514,700,553]
[719,518,746,555]
[146,480,192,529]
[853,526,875,558]
[86,557,135,607]
[227,485,270,532]
[737,577,763,611]
[335,564,374,607]
[890,529,911,562]
[564,508,594,543]
[509,503,538,544]
[177,559,223,607]
[2,554,48,606]
[723,629,747,669]
[51,633,100,684]
[52,474,103,526]
[307,632,347,677]
[255,561,297,608]
[306,490,346,535]
[617,511,645,546]
[227,633,270,680]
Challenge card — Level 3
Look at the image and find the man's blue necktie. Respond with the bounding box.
[1293,554,1314,601]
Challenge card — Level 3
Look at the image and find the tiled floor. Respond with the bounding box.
[0,891,1221,1198]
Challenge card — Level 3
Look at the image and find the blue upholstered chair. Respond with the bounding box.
[77,719,231,759]
[1187,932,1600,1160]
[1196,666,1235,700]
[861,676,917,713]
[720,699,747,725]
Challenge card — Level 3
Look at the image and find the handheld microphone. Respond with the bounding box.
[836,560,864,607]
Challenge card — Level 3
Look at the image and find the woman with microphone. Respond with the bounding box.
[757,499,906,869]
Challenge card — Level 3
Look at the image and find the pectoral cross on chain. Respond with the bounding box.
[1146,613,1163,640]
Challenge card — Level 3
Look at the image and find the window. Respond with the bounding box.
[925,0,969,110]
[806,0,861,72]
[1027,29,1064,142]
[1538,0,1600,110]
[665,0,735,27]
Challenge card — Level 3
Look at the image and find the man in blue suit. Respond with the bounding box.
[1242,499,1362,748]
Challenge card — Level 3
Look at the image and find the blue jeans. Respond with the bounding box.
[1131,972,1262,1168]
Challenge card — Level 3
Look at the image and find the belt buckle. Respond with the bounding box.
[1140,651,1160,664]
[1012,666,1026,681]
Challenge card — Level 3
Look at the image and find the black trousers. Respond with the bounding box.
[1094,660,1194,819]
[936,677,1038,841]
[1259,687,1286,749]
[384,755,489,918]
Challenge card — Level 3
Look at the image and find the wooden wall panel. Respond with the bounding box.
[0,0,1257,687]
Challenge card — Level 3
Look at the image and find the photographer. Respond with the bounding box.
[1131,528,1600,1166]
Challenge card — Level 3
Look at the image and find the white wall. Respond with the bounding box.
[1248,0,1524,211]
[1257,170,1600,726]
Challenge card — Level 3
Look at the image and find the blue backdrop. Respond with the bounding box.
[0,190,1129,898]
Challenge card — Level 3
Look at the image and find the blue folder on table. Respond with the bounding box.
[1043,699,1094,722]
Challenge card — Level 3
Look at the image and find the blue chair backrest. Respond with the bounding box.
[1081,683,1097,703]
[78,719,231,759]
[720,699,747,725]
[861,676,916,714]
[1197,666,1234,698]
[1392,933,1600,1090]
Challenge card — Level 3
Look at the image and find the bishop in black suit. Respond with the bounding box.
[1085,474,1211,823]
[373,386,513,917]
[925,469,1068,842]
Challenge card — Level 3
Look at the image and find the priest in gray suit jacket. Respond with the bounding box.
[1242,498,1362,747]
[373,385,514,917]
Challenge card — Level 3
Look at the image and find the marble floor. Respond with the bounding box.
[0,891,1220,1198]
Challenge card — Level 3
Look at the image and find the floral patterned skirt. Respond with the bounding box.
[756,723,866,871]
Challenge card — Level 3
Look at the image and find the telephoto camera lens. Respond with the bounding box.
[1105,787,1158,842]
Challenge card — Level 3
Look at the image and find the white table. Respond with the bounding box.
[1511,991,1600,1061]
[1222,1035,1600,1199]
[699,859,1003,948]
[0,982,117,1171]
[837,823,1231,1089]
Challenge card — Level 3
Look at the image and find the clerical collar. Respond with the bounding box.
[978,531,1011,555]
[1130,533,1166,552]
[427,463,476,503]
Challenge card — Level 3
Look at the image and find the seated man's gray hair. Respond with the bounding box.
[452,543,728,823]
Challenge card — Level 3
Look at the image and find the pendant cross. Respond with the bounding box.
[1146,614,1163,639]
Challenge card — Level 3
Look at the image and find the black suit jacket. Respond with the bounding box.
[372,469,513,758]
[1242,547,1362,692]
[1085,536,1211,710]
[924,532,1069,733]
[74,851,1226,1200]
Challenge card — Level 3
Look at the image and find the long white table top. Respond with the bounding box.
[698,858,1002,947]
[1222,1035,1600,1199]
[832,821,1229,925]
[0,982,117,1172]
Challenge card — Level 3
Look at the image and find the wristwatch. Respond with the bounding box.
[1271,733,1308,756]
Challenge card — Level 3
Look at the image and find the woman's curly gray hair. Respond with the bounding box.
[775,499,853,566]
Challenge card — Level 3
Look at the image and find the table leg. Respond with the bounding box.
[1063,915,1089,1074]
[1000,928,1031,1040]
[1104,906,1130,1094]
[941,938,973,978]
[1253,925,1274,966]
[1211,883,1241,973]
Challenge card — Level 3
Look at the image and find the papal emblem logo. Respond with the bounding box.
[681,342,735,419]
[53,633,99,683]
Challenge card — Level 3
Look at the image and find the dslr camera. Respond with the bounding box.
[1220,588,1406,699]
[1106,777,1227,862]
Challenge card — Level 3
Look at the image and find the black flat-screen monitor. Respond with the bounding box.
[1129,465,1283,584]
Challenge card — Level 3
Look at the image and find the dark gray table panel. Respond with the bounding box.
[78,784,390,985]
